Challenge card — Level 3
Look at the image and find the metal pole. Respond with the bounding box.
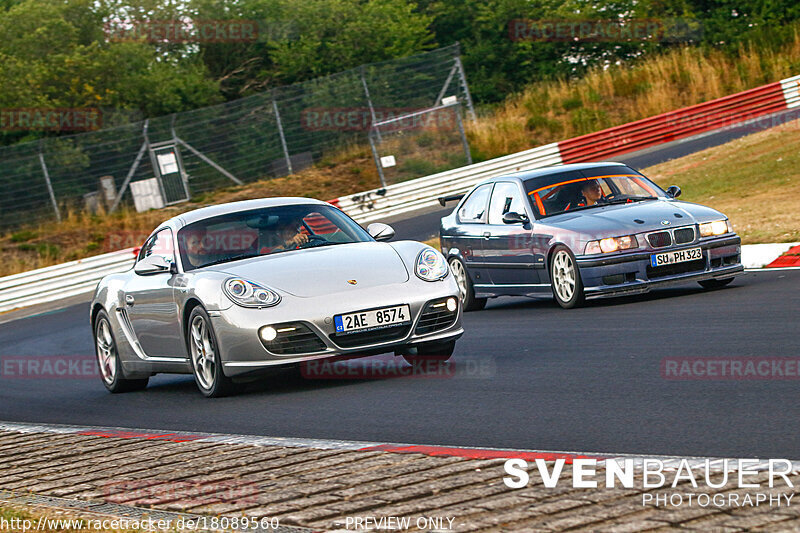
[454,103,473,165]
[435,64,458,106]
[110,120,150,213]
[176,137,243,185]
[170,114,191,201]
[361,66,381,142]
[272,99,293,175]
[38,142,61,222]
[369,132,387,187]
[454,56,476,121]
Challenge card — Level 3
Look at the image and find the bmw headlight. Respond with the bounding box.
[223,277,281,308]
[699,219,731,237]
[415,248,449,281]
[584,235,639,254]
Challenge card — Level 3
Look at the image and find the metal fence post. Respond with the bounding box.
[272,98,293,175]
[110,120,150,213]
[454,55,477,121]
[361,66,381,142]
[454,104,473,165]
[436,64,458,106]
[368,131,387,187]
[38,141,61,222]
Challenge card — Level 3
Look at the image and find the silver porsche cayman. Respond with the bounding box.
[90,198,463,397]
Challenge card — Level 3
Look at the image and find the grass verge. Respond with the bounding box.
[645,118,800,244]
[0,504,145,532]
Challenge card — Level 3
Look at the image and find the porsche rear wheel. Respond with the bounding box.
[550,246,585,309]
[449,257,486,311]
[188,307,237,398]
[699,278,734,290]
[94,310,148,393]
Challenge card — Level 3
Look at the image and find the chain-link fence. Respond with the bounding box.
[369,102,472,186]
[0,44,474,231]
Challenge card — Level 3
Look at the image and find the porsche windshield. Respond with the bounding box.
[177,204,371,271]
[526,173,666,217]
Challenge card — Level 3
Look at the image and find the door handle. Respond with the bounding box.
[125,295,134,306]
[483,232,491,240]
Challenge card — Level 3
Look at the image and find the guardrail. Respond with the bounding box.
[1,74,798,314]
[0,249,135,313]
[559,75,800,163]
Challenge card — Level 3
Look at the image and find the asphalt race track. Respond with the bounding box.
[1,269,798,460]
[2,109,799,461]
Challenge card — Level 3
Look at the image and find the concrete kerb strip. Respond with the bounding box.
[1,420,798,473]
[2,421,800,532]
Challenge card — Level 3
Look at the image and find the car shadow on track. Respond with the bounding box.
[480,283,738,312]
[141,358,447,398]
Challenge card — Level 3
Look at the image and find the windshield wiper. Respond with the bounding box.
[601,196,658,205]
[201,253,259,268]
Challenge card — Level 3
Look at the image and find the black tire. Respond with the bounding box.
[448,257,487,311]
[699,278,734,290]
[549,245,585,309]
[94,310,149,393]
[403,339,456,366]
[187,306,237,398]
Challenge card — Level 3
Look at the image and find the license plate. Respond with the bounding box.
[334,305,411,335]
[651,247,703,267]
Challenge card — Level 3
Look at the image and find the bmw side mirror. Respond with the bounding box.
[367,222,395,242]
[502,211,529,224]
[134,255,173,275]
[666,185,681,198]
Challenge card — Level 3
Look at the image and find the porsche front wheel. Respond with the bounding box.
[188,307,237,398]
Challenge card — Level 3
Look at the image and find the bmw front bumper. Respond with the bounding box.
[576,235,744,299]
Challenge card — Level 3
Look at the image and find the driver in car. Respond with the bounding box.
[182,228,216,267]
[260,217,310,253]
[564,179,605,210]
[580,179,605,206]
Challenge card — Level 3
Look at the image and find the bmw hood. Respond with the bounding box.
[546,199,726,237]
[213,241,410,297]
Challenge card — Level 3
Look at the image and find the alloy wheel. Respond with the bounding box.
[95,318,117,385]
[190,315,216,390]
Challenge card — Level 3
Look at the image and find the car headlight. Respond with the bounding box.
[699,219,731,237]
[584,235,639,254]
[415,248,449,281]
[223,277,281,308]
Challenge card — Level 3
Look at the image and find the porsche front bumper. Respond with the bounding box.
[208,280,464,377]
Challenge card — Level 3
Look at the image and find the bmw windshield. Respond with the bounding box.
[526,173,666,217]
[177,204,371,271]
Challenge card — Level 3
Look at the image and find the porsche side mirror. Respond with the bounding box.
[367,222,395,242]
[666,185,681,198]
[502,211,529,224]
[134,255,173,275]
